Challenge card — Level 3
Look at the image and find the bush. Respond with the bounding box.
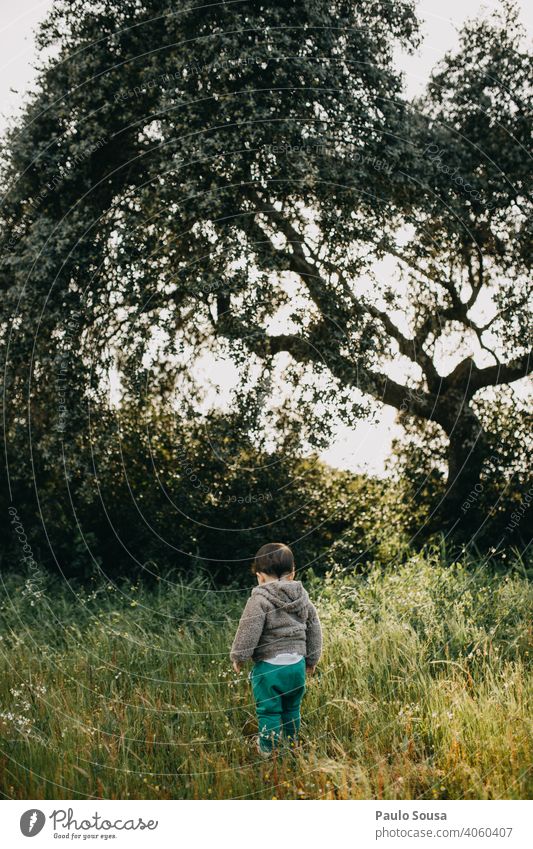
[2,401,403,582]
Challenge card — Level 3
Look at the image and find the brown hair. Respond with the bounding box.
[252,543,295,579]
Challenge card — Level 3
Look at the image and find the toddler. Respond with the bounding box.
[230,542,322,755]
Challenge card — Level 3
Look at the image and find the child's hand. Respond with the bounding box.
[306,665,317,675]
[232,661,243,674]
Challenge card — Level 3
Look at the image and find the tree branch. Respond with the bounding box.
[215,303,437,421]
[469,350,533,392]
[243,187,342,319]
[243,187,441,389]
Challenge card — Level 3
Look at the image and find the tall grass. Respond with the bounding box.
[0,549,531,799]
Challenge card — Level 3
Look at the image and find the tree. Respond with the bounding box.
[390,0,532,520]
[1,389,395,580]
[0,0,530,541]
[0,0,419,532]
[391,388,533,545]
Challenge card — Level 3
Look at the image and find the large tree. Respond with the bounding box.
[1,0,530,536]
[392,1,532,519]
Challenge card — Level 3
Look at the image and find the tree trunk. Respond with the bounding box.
[439,405,489,526]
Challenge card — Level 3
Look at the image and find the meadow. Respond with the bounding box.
[0,549,531,800]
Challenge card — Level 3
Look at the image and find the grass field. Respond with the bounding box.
[0,549,531,800]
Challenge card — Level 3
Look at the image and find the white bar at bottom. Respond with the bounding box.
[2,799,531,849]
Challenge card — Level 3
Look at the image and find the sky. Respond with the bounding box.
[0,0,531,475]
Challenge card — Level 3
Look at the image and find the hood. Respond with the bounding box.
[252,579,309,615]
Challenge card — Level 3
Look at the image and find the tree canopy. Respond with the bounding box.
[1,0,531,566]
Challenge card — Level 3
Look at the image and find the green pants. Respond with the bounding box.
[251,658,306,752]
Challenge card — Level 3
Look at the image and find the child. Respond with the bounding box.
[230,542,322,755]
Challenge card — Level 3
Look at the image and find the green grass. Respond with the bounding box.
[0,550,531,799]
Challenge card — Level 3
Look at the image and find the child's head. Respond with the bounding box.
[252,542,295,582]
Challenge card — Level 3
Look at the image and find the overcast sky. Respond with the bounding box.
[1,1,530,475]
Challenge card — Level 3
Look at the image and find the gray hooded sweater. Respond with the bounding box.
[230,579,322,666]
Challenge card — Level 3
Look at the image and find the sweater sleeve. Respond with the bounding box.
[305,601,322,667]
[230,595,267,663]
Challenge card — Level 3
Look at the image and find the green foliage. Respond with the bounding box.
[2,398,406,581]
[0,0,531,566]
[1,549,531,799]
[391,389,533,546]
